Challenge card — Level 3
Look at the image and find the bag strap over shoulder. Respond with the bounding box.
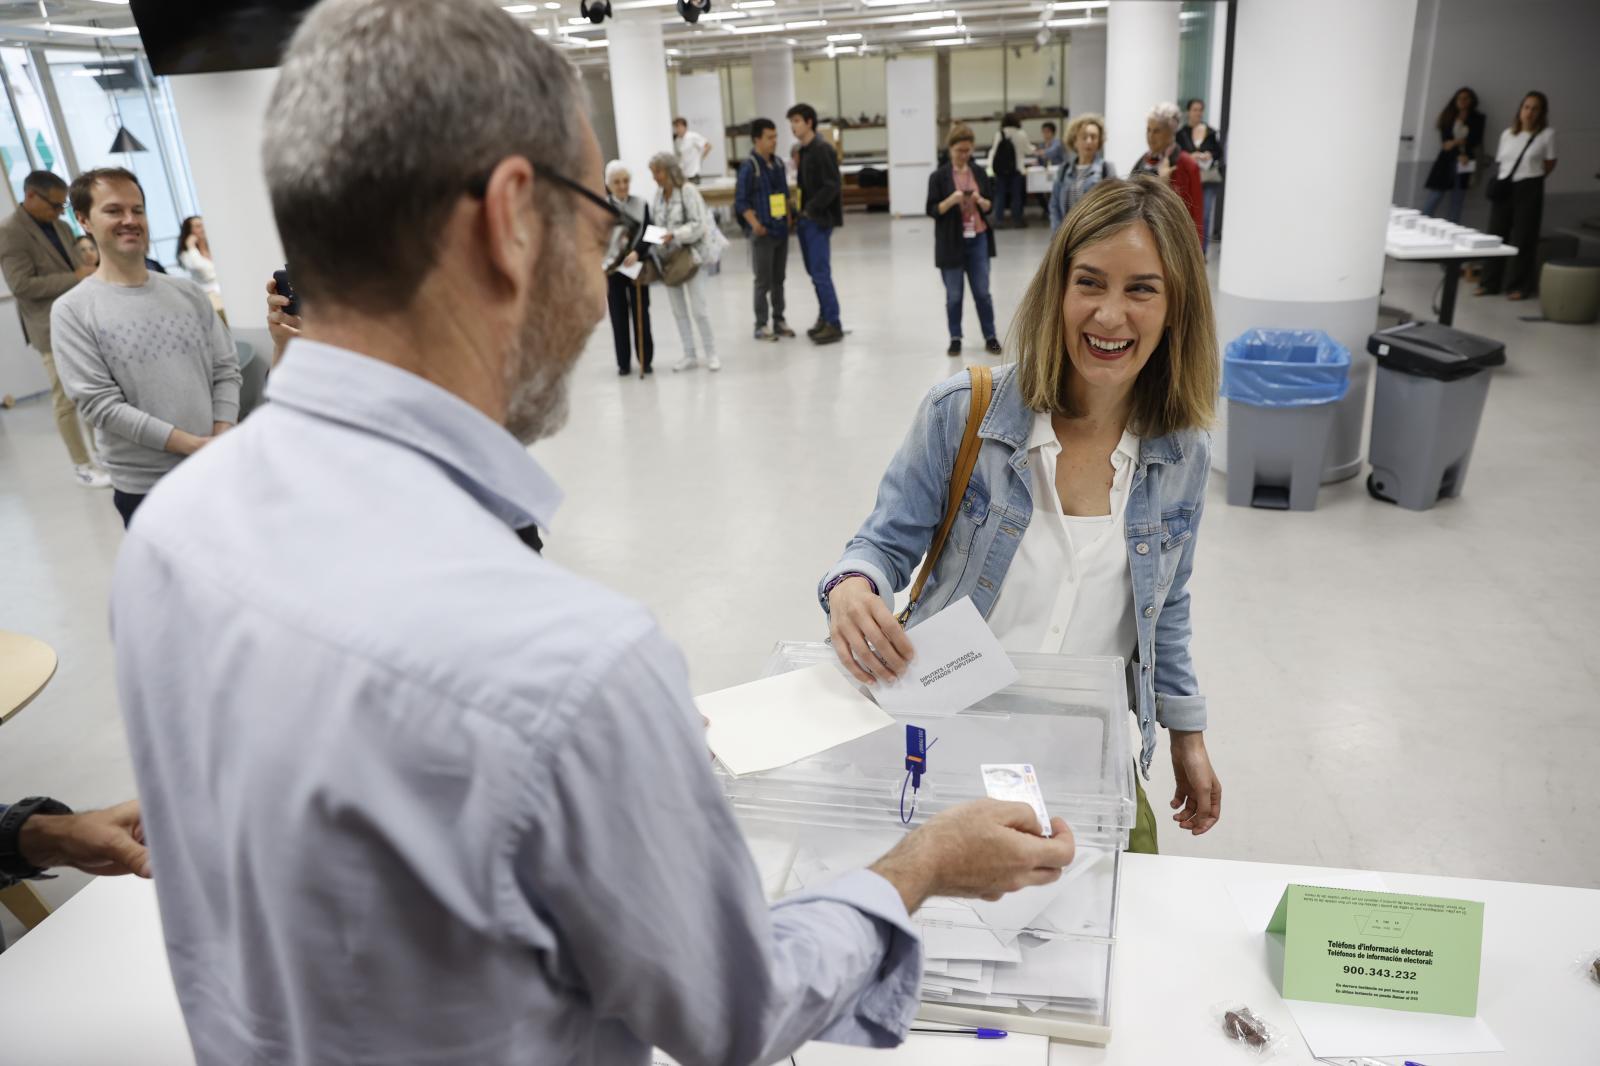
[898,365,994,627]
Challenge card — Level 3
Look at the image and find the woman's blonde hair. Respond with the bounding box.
[1008,176,1218,436]
[1064,113,1105,153]
[945,121,975,148]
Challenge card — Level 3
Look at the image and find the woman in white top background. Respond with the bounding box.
[1476,91,1557,301]
[177,215,227,320]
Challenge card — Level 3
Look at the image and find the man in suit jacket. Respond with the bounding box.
[0,170,106,487]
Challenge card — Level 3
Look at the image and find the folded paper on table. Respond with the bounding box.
[1225,875,1501,1059]
[871,597,1018,716]
[697,663,894,776]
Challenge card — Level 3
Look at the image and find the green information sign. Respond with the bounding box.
[1267,884,1484,1017]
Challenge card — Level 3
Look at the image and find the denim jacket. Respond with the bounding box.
[818,365,1210,776]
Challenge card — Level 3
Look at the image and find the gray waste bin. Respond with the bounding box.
[1221,330,1350,511]
[1365,322,1504,511]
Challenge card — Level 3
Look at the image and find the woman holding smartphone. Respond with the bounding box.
[927,123,1000,359]
[820,177,1221,853]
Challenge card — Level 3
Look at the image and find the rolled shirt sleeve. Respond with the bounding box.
[509,624,923,1066]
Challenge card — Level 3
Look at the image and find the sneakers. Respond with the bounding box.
[672,355,701,372]
[985,336,1004,355]
[947,339,962,357]
[73,464,111,489]
[811,323,844,345]
[707,355,722,371]
[753,326,779,342]
[773,319,796,338]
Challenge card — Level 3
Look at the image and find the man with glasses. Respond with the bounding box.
[0,170,106,488]
[110,2,1075,1065]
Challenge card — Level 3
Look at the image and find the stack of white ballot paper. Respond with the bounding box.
[744,834,1117,1020]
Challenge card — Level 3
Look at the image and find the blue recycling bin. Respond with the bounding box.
[1221,330,1351,511]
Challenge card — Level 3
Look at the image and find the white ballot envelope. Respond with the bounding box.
[871,597,1018,716]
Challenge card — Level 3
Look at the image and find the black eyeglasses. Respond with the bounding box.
[467,162,643,274]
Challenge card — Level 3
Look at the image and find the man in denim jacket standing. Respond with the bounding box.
[735,117,794,342]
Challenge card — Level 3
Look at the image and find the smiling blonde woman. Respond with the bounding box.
[818,176,1220,853]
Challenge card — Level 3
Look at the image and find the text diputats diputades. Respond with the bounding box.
[917,651,983,688]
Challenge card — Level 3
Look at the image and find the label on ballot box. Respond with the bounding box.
[1267,885,1484,1017]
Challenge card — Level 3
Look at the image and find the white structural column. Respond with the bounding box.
[751,46,798,164]
[675,71,727,179]
[1066,24,1106,119]
[885,55,937,218]
[167,69,285,348]
[1215,0,1417,481]
[607,11,674,192]
[1104,1,1180,170]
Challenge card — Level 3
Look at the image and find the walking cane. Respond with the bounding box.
[633,276,646,379]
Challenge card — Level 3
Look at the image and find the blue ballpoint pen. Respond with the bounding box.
[910,1027,1008,1039]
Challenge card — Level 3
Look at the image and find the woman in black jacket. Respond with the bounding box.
[1421,87,1484,223]
[926,122,999,357]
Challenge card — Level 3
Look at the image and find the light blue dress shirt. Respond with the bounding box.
[112,340,923,1066]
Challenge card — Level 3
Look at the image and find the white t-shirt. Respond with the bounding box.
[1495,127,1556,181]
[676,130,709,179]
[987,411,1140,660]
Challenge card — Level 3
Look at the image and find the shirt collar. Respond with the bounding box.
[265,339,563,533]
[1026,410,1141,465]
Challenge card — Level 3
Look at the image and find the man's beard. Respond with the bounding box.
[504,237,598,445]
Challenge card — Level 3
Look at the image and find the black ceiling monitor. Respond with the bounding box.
[130,0,317,76]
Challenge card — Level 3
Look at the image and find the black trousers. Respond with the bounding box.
[750,232,788,327]
[1480,177,1544,294]
[607,273,653,372]
[113,489,145,528]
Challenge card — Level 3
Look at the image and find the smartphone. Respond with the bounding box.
[272,267,300,317]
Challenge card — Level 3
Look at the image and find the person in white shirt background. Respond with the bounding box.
[177,214,227,320]
[1475,90,1557,302]
[672,116,711,185]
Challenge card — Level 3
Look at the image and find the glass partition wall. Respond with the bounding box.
[0,45,196,266]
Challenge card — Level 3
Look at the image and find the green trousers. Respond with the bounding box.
[1128,765,1159,854]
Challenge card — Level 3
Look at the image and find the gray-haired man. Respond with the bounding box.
[112,3,1075,1065]
[0,170,105,487]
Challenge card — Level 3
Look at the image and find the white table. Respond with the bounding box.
[1,854,1594,1065]
[1383,235,1517,326]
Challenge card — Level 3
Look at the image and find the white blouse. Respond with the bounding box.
[1495,127,1557,182]
[987,410,1140,661]
[179,247,220,294]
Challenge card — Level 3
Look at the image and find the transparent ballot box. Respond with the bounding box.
[720,642,1136,1045]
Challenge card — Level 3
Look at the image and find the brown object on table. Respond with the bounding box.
[1224,1008,1270,1049]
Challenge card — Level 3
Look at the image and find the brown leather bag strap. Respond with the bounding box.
[899,365,994,626]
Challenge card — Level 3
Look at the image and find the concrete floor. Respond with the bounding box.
[2,210,1597,945]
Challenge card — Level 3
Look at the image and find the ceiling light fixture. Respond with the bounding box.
[728,22,783,33]
[907,23,962,35]
[785,19,826,29]
[1045,16,1094,28]
[502,3,540,11]
[862,0,933,7]
[732,0,774,7]
[34,23,140,37]
[1052,1,1108,9]
[929,37,965,46]
[695,10,747,20]
[877,9,958,24]
[826,32,862,41]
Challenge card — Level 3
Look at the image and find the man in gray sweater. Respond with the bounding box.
[52,167,240,527]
